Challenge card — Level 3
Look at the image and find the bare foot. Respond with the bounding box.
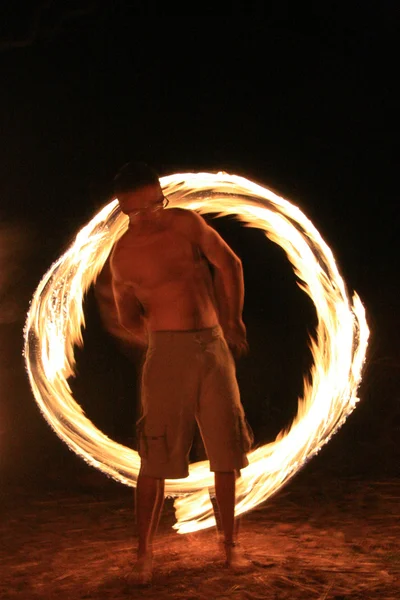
[126,554,153,586]
[223,542,254,572]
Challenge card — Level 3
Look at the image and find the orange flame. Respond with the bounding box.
[24,173,369,534]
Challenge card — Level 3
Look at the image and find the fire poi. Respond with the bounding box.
[24,172,369,534]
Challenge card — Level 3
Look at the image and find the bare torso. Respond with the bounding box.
[110,209,219,331]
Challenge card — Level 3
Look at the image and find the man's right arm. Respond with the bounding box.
[94,258,133,344]
[111,276,148,347]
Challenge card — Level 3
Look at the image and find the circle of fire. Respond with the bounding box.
[24,173,369,534]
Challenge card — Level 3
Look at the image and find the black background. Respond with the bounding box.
[0,5,398,490]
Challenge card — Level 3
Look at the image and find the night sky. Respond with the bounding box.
[1,7,398,489]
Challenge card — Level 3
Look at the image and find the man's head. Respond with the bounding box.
[113,161,166,217]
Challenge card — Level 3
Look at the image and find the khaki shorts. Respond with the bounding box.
[137,325,253,479]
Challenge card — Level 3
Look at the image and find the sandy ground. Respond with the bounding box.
[1,473,399,600]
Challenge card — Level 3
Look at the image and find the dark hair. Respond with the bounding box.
[113,161,160,195]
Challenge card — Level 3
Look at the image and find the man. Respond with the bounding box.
[109,161,253,583]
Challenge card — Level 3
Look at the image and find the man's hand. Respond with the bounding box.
[223,319,249,358]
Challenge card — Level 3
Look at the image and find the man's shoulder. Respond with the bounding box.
[111,228,130,251]
[110,228,133,266]
[167,207,195,220]
[166,208,209,244]
[167,207,204,232]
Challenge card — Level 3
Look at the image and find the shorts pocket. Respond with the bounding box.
[137,417,169,464]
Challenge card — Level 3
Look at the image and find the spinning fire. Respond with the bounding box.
[24,173,369,534]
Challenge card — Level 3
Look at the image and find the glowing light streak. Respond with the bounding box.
[24,172,369,534]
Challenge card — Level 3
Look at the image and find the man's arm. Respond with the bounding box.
[94,257,142,349]
[111,277,148,347]
[180,209,248,356]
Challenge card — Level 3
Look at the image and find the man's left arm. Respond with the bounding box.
[183,210,248,356]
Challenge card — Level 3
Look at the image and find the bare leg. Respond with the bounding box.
[149,477,165,543]
[214,471,236,546]
[214,470,251,569]
[210,493,222,534]
[131,470,165,584]
[136,470,165,556]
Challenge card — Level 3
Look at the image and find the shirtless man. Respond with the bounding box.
[109,162,253,583]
